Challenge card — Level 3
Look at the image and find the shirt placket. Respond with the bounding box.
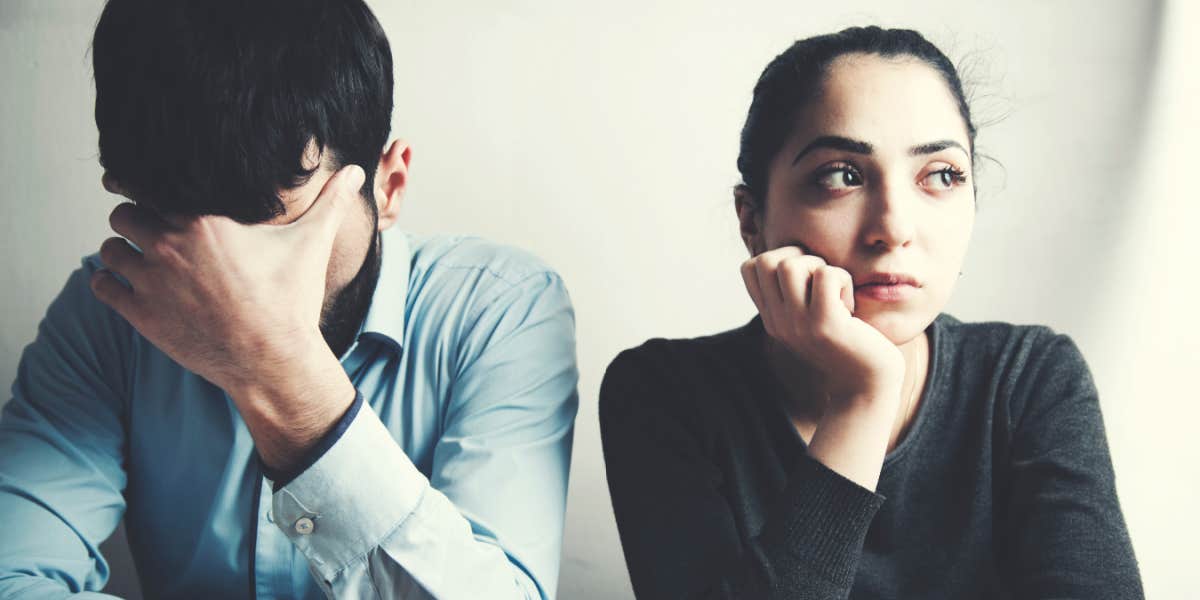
[255,476,298,600]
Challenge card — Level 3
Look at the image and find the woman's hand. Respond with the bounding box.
[740,245,905,406]
[741,245,909,490]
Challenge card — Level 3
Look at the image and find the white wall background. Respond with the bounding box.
[1,1,1195,598]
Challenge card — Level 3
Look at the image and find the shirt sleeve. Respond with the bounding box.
[269,271,579,600]
[599,347,885,600]
[0,259,131,599]
[1000,332,1144,598]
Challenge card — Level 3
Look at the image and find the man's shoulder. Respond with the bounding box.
[405,232,560,289]
[397,233,570,332]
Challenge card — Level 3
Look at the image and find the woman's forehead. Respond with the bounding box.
[795,53,970,153]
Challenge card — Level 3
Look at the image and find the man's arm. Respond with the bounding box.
[91,166,577,597]
[91,166,369,475]
[270,271,579,599]
[0,259,131,599]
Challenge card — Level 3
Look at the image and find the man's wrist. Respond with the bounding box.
[226,336,357,474]
[260,388,364,488]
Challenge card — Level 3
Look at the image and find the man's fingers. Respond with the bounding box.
[110,203,168,250]
[295,164,367,238]
[98,237,146,283]
[89,268,138,322]
[101,173,132,200]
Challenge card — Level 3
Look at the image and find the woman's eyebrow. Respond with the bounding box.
[909,139,968,157]
[792,135,872,165]
[791,136,970,166]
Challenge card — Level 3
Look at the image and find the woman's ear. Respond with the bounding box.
[373,139,412,231]
[734,186,765,256]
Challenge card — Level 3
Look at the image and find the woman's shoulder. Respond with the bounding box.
[599,320,764,417]
[605,320,758,382]
[934,312,1076,365]
[933,313,1092,413]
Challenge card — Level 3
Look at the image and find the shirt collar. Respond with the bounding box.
[356,229,411,351]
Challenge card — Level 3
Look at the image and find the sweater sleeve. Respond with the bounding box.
[1000,332,1144,599]
[599,347,885,600]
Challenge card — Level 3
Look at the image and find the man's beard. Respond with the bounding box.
[319,229,383,359]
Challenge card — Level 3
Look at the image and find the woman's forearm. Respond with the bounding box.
[806,390,902,492]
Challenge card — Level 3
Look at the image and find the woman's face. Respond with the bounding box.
[740,53,975,345]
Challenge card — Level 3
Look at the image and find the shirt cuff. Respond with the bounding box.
[258,389,364,489]
[269,399,430,582]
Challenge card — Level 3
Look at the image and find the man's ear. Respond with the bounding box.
[373,139,411,231]
[734,186,765,256]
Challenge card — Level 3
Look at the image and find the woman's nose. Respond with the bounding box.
[862,179,917,250]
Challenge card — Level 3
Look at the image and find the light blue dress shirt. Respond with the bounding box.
[0,230,579,599]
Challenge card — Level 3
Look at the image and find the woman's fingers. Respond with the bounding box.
[742,246,855,343]
[753,247,802,314]
[777,254,827,309]
[809,265,855,325]
[740,258,767,316]
[840,273,856,314]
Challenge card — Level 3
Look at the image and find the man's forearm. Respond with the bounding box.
[269,402,547,599]
[225,336,357,475]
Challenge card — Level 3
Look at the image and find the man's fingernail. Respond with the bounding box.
[346,165,366,187]
[90,269,109,290]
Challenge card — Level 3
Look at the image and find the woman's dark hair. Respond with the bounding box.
[92,0,393,223]
[736,26,976,203]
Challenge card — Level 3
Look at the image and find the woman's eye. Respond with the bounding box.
[815,166,862,190]
[923,167,967,190]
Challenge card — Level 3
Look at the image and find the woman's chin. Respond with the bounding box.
[854,306,934,346]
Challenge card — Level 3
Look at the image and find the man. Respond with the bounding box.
[0,1,578,598]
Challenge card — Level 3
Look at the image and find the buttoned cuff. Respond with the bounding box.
[269,400,430,581]
[259,390,364,489]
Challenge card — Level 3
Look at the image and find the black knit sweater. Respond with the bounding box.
[599,313,1143,599]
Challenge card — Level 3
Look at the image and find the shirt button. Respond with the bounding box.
[266,509,274,523]
[294,516,315,535]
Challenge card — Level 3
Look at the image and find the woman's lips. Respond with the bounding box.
[854,283,916,302]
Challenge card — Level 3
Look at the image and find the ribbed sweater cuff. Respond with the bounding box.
[760,452,887,587]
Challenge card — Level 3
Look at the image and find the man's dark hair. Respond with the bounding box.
[736,26,976,204]
[92,0,393,223]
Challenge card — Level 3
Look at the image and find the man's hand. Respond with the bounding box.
[91,164,366,473]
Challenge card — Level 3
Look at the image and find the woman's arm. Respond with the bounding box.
[600,349,885,600]
[738,246,908,492]
[999,332,1144,599]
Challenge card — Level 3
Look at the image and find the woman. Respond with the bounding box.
[599,26,1143,599]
